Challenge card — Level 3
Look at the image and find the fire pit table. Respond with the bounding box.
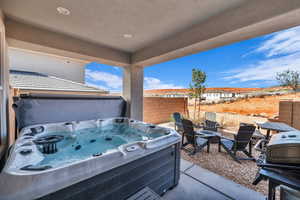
[196,130,221,153]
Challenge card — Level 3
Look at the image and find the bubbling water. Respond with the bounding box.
[34,123,165,168]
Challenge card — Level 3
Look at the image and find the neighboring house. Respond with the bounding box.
[202,89,245,101]
[10,70,108,95]
[144,88,261,102]
[202,91,235,101]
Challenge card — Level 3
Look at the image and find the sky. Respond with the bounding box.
[86,25,300,92]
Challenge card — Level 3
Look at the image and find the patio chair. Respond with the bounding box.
[201,112,220,130]
[202,120,221,145]
[172,112,183,133]
[219,124,256,163]
[181,118,208,155]
[202,120,220,131]
[205,112,217,121]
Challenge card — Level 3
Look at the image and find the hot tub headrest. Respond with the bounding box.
[13,94,127,130]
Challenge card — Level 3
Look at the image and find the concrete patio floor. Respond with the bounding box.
[163,159,265,200]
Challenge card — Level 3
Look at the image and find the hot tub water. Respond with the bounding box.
[14,119,169,169]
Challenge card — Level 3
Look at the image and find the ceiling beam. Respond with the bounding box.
[5,18,131,67]
[132,0,300,67]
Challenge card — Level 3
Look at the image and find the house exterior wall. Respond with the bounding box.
[9,48,86,83]
[279,100,300,130]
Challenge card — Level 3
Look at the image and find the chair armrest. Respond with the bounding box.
[195,130,204,135]
[194,123,203,129]
[196,134,206,139]
[220,136,234,142]
[216,123,223,129]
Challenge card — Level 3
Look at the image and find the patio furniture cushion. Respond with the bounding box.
[220,138,234,150]
[13,94,127,130]
[196,137,208,146]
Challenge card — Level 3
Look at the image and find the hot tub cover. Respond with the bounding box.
[13,94,127,130]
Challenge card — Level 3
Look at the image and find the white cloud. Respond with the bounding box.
[256,26,300,57]
[223,53,300,82]
[223,26,300,84]
[86,82,109,90]
[86,69,122,89]
[144,77,183,90]
[86,69,183,91]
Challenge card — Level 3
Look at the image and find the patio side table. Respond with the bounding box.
[256,122,297,140]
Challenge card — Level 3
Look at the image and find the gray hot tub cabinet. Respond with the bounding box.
[39,143,180,200]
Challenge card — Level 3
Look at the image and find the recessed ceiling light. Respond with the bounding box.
[123,34,133,38]
[57,7,71,16]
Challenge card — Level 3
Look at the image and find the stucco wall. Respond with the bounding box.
[144,97,187,124]
[9,48,86,83]
[196,111,267,130]
[0,10,9,149]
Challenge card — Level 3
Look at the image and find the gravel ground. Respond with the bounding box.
[160,122,269,196]
[181,132,268,196]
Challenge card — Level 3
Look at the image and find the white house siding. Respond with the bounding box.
[203,92,232,101]
[145,91,249,103]
[9,48,86,83]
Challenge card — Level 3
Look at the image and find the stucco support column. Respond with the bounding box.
[0,10,9,148]
[123,65,144,121]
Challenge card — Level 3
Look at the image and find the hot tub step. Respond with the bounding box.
[126,187,162,200]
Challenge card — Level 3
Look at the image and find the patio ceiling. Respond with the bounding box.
[1,0,300,67]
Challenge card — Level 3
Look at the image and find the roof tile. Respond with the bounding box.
[10,70,106,93]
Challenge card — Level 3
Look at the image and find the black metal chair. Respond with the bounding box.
[172,112,183,133]
[219,124,256,163]
[181,119,208,155]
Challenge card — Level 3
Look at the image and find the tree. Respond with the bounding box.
[276,70,300,93]
[189,69,206,120]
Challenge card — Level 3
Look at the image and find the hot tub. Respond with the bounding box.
[0,117,181,200]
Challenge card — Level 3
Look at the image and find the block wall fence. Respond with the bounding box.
[143,97,188,124]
